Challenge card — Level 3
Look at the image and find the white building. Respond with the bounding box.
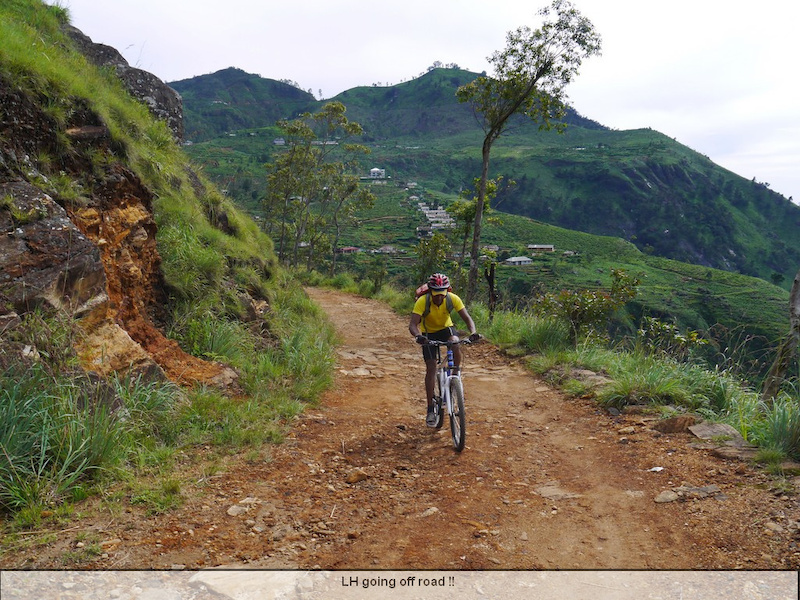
[505,256,533,266]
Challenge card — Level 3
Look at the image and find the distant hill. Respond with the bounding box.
[170,67,316,141]
[173,68,800,287]
[329,68,606,140]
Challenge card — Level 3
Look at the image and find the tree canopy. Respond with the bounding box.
[263,102,374,272]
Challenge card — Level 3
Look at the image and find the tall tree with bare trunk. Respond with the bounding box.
[456,0,601,301]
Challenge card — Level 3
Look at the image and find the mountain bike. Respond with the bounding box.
[424,338,476,452]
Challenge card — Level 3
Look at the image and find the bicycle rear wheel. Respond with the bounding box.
[449,377,466,451]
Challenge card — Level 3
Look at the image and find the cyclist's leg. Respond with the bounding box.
[423,356,437,408]
[447,327,463,372]
[421,339,440,408]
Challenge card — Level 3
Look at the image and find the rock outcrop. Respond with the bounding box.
[62,24,184,142]
[0,34,235,388]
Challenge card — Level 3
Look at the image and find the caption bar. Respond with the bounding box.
[2,569,797,600]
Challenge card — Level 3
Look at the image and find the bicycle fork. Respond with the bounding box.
[438,348,456,414]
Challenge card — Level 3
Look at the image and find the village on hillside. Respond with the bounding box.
[334,167,579,266]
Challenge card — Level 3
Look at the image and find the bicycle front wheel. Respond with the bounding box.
[433,376,444,429]
[449,377,466,452]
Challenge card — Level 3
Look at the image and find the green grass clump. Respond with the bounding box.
[752,395,800,461]
[0,366,181,514]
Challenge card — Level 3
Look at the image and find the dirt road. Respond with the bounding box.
[270,288,800,570]
[4,287,800,570]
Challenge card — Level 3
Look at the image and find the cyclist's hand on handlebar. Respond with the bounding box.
[415,335,428,345]
[469,332,482,343]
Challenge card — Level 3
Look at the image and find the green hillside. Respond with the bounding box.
[175,68,800,288]
[0,0,334,516]
[171,67,317,142]
[330,183,789,374]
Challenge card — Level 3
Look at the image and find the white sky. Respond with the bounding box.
[55,0,800,203]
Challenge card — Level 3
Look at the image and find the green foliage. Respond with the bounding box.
[471,304,570,352]
[367,255,389,294]
[130,477,182,515]
[534,268,640,344]
[635,316,708,362]
[170,67,316,142]
[595,359,691,409]
[0,367,131,512]
[456,0,602,299]
[2,310,79,376]
[448,176,506,260]
[413,232,453,283]
[263,102,375,271]
[178,65,800,292]
[0,0,340,522]
[750,391,800,460]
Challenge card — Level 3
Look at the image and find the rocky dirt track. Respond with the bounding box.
[3,287,800,572]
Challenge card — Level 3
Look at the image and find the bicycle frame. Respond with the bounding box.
[425,338,472,451]
[435,346,458,418]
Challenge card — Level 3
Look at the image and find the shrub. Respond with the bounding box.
[636,316,708,361]
[533,268,639,344]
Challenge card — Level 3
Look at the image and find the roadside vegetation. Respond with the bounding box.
[300,269,800,472]
[0,0,336,545]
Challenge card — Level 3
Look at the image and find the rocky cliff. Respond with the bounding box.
[0,27,234,388]
[63,25,184,143]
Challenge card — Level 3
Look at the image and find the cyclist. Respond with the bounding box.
[409,273,480,427]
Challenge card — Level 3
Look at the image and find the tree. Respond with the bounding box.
[414,232,451,284]
[263,102,373,270]
[448,176,506,262]
[456,0,601,301]
[367,254,389,294]
[326,173,375,276]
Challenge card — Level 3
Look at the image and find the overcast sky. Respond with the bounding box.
[56,0,799,203]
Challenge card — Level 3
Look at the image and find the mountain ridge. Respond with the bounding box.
[172,67,800,287]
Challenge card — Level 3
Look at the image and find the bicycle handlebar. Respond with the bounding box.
[418,336,480,347]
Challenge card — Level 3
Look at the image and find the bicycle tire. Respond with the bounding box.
[449,377,466,451]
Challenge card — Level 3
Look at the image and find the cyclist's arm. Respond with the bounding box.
[457,307,477,337]
[409,312,423,338]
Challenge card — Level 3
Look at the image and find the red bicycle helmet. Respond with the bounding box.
[428,272,450,290]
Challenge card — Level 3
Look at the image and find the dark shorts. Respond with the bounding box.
[421,327,456,361]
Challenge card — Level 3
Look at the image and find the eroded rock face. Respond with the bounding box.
[0,57,236,389]
[0,181,106,317]
[63,24,184,142]
[0,180,161,379]
[66,164,237,388]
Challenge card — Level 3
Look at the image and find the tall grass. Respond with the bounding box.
[0,1,341,524]
[753,393,800,459]
[1,368,123,511]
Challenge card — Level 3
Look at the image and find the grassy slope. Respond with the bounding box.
[0,0,336,520]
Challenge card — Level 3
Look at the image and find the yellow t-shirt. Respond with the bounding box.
[412,292,465,333]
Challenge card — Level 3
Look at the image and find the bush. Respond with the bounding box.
[533,268,639,344]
